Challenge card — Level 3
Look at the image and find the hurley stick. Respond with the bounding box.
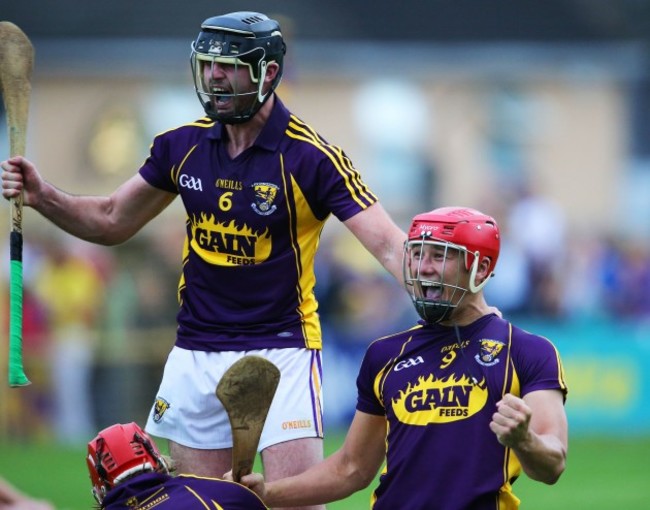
[0,21,33,387]
[216,355,281,482]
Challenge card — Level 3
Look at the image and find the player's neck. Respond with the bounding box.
[442,294,491,326]
[225,95,275,158]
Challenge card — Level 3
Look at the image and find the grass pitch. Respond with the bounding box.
[0,433,648,509]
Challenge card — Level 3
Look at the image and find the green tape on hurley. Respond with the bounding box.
[9,231,29,386]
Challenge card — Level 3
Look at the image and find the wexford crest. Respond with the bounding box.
[251,182,279,216]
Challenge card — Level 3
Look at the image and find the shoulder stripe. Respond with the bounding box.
[553,342,568,393]
[501,322,513,398]
[287,116,376,202]
[286,115,377,209]
[181,484,211,506]
[375,333,416,403]
[152,117,216,139]
[532,332,569,394]
[171,144,200,187]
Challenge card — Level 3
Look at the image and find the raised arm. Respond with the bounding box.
[490,390,568,484]
[344,202,407,285]
[1,156,176,245]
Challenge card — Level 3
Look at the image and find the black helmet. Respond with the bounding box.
[190,11,286,124]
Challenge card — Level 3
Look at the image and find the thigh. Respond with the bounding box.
[146,347,323,450]
[261,438,326,510]
[257,348,324,450]
[260,437,324,481]
[145,347,241,449]
[169,441,232,478]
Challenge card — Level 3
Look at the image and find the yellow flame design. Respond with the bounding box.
[189,213,272,266]
[391,373,488,425]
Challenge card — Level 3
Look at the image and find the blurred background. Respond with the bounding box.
[0,0,649,507]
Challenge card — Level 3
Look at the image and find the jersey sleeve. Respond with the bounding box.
[356,342,389,416]
[314,148,378,223]
[139,118,216,193]
[512,326,568,400]
[284,122,379,223]
[138,131,179,193]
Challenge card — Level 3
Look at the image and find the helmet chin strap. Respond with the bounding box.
[257,60,268,102]
[468,251,491,294]
[415,298,455,323]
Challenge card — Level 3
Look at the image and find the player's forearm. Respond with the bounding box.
[344,203,407,287]
[373,223,406,285]
[34,181,130,245]
[264,452,371,507]
[513,432,567,484]
[382,233,407,285]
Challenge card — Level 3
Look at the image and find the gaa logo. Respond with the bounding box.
[394,356,424,372]
[179,174,203,191]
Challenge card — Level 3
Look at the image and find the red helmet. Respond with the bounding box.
[407,207,500,277]
[87,422,168,504]
[404,207,500,322]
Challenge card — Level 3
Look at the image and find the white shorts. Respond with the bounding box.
[145,347,324,450]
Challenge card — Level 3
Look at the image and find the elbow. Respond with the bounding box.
[332,444,384,497]
[546,444,568,485]
[98,232,132,246]
[526,467,564,486]
[338,455,377,492]
[520,430,568,485]
[527,454,567,485]
[354,469,377,490]
[90,219,138,246]
[83,232,129,247]
[350,456,383,491]
[544,458,567,485]
[539,469,563,486]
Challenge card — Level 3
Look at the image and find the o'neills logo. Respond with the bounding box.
[282,420,312,430]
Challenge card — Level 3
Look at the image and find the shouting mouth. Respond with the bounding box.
[422,282,443,300]
[212,87,232,106]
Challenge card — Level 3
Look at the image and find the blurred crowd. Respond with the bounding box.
[0,227,180,444]
[1,180,649,443]
[481,183,650,321]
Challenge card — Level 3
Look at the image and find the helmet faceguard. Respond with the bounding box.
[87,423,169,504]
[190,11,286,124]
[403,207,500,323]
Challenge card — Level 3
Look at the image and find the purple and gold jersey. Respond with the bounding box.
[139,97,377,351]
[356,314,568,510]
[102,472,266,509]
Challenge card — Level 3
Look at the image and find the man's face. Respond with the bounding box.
[201,58,258,117]
[407,241,468,304]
